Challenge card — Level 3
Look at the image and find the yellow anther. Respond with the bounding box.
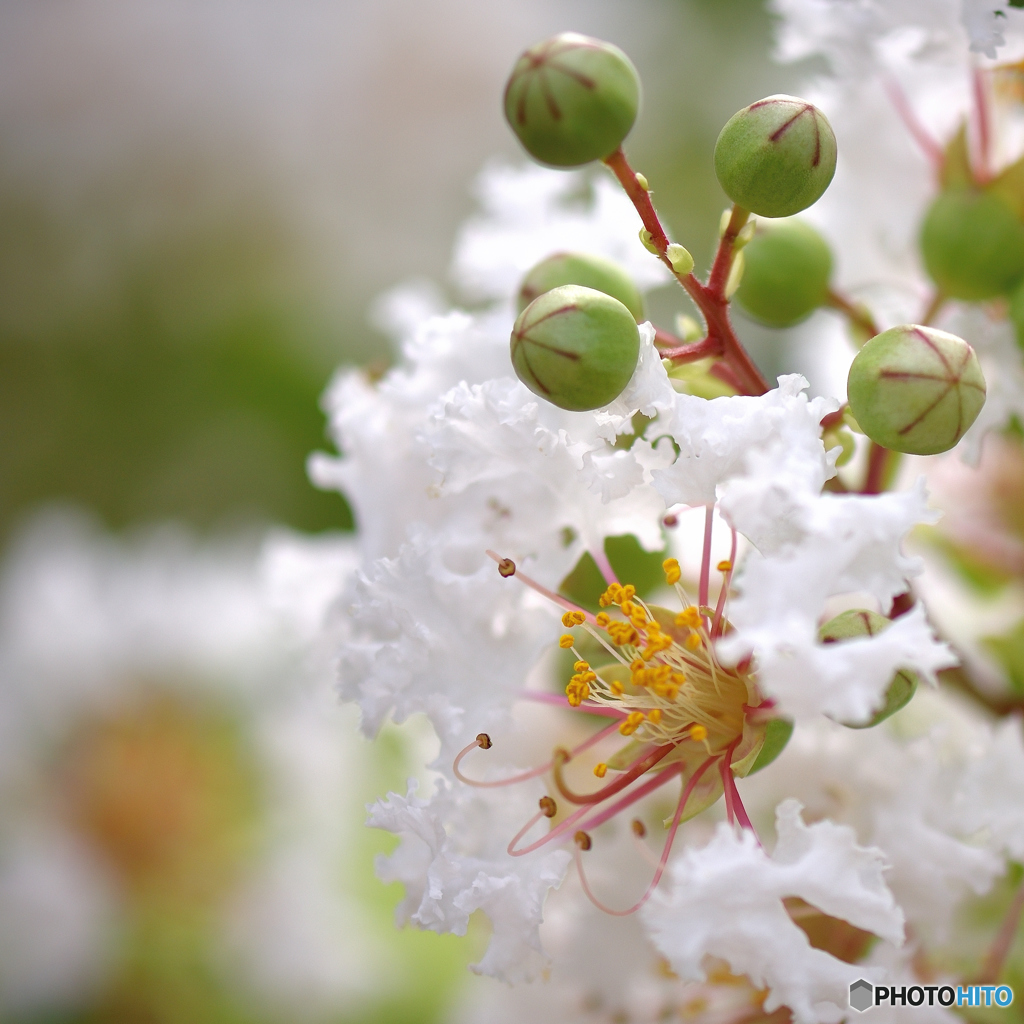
[593,763,608,778]
[559,634,575,649]
[595,612,611,628]
[648,709,662,725]
[685,633,702,651]
[562,610,586,626]
[717,560,733,573]
[619,584,636,603]
[607,622,640,646]
[565,680,591,707]
[662,558,681,585]
[631,819,647,838]
[573,660,590,672]
[672,670,685,685]
[677,606,702,629]
[610,680,624,696]
[619,711,646,736]
[690,724,708,742]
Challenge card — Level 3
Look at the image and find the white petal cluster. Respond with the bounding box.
[644,800,904,1024]
[368,778,571,984]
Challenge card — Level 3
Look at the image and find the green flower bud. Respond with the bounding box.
[510,285,640,411]
[819,610,918,727]
[735,218,833,327]
[504,33,641,168]
[920,189,1024,300]
[847,324,986,456]
[714,95,837,218]
[517,252,644,321]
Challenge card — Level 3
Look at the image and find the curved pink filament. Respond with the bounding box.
[574,754,718,916]
[552,743,677,805]
[509,762,683,857]
[454,720,621,789]
[711,526,737,639]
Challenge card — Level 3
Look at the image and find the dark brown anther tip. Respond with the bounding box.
[539,796,557,818]
[663,513,678,528]
[574,830,592,851]
[631,818,647,838]
[476,733,493,750]
[497,558,516,578]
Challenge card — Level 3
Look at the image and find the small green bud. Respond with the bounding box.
[847,324,986,456]
[504,33,641,168]
[920,189,1024,300]
[510,285,640,411]
[517,252,644,321]
[724,250,745,298]
[635,172,649,191]
[735,218,833,327]
[675,314,702,341]
[666,243,694,276]
[819,610,918,727]
[639,228,659,255]
[822,425,856,467]
[714,95,837,218]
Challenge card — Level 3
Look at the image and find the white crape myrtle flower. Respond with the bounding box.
[643,800,904,1024]
[0,511,382,1020]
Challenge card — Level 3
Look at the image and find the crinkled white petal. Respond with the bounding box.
[955,716,1024,859]
[652,375,837,511]
[368,778,570,984]
[338,526,552,762]
[424,375,669,585]
[453,163,670,303]
[644,800,903,1024]
[720,480,956,721]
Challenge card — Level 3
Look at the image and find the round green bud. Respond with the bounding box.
[735,218,833,326]
[920,189,1024,300]
[819,609,918,727]
[510,285,640,411]
[714,95,837,218]
[847,324,986,456]
[504,33,640,168]
[516,252,644,321]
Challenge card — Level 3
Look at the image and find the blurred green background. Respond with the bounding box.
[0,0,808,548]
[0,2,814,1022]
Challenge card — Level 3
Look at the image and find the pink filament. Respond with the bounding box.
[711,525,737,639]
[591,546,620,587]
[574,754,718,916]
[883,74,943,169]
[485,550,595,623]
[698,504,714,615]
[454,720,622,789]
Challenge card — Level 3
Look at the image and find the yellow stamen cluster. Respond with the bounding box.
[554,574,752,759]
[676,606,702,629]
[619,710,647,736]
[598,582,636,608]
[663,557,681,585]
[566,659,597,707]
[631,660,685,699]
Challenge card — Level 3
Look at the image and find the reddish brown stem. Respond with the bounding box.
[826,289,880,339]
[976,874,1024,984]
[920,291,946,326]
[862,442,894,494]
[707,204,750,297]
[659,335,719,363]
[602,149,769,397]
